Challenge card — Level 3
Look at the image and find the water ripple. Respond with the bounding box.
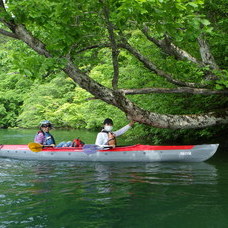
[1,159,227,227]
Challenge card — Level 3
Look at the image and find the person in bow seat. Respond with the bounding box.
[95,118,134,148]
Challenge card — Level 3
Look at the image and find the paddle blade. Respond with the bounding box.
[82,144,100,155]
[28,142,43,152]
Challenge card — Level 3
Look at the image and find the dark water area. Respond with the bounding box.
[0,129,228,227]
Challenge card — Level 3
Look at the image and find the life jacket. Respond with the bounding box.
[36,131,55,145]
[102,130,117,146]
[72,138,85,147]
[44,132,55,145]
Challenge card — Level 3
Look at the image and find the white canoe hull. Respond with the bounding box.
[0,144,218,162]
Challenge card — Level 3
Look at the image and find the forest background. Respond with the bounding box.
[0,0,227,145]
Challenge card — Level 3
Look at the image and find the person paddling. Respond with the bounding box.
[95,118,134,148]
[34,120,56,147]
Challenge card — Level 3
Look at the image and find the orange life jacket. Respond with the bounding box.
[106,132,117,146]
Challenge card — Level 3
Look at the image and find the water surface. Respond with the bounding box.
[0,129,228,227]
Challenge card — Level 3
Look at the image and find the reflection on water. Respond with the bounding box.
[0,129,228,227]
[1,158,227,228]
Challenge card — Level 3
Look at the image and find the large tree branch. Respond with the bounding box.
[119,87,228,95]
[118,41,206,88]
[14,24,52,57]
[142,26,202,66]
[64,59,228,129]
[197,34,219,70]
[0,0,18,32]
[67,36,221,88]
[142,26,220,81]
[100,0,119,89]
[0,28,19,39]
[0,1,51,57]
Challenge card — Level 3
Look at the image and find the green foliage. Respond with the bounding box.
[203,0,228,69]
[17,74,76,127]
[17,71,128,130]
[7,0,105,55]
[111,0,209,40]
[0,0,227,144]
[0,37,31,128]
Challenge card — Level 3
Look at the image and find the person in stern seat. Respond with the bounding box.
[95,118,134,148]
[34,120,56,147]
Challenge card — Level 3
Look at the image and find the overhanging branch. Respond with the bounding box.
[142,26,202,66]
[0,28,19,39]
[119,87,228,95]
[0,0,51,58]
[197,34,219,70]
[118,41,206,88]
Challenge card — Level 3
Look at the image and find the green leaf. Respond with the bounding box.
[201,19,211,26]
[187,2,199,8]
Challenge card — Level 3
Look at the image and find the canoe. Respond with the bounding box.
[0,144,218,162]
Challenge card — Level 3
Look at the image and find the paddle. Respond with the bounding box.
[28,142,43,152]
[82,144,112,155]
[28,142,54,152]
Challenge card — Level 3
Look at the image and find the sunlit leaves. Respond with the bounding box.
[109,0,209,41]
[0,0,227,142]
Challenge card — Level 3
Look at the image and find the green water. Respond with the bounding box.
[0,129,228,228]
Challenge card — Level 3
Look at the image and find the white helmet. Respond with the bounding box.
[40,120,53,128]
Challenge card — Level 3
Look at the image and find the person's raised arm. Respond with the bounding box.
[114,121,135,137]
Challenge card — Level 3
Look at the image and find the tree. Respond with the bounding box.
[0,0,227,129]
